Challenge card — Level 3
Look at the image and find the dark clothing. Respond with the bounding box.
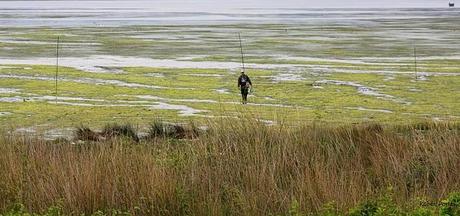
[238,74,252,89]
[240,87,249,104]
[238,74,252,104]
[241,88,249,95]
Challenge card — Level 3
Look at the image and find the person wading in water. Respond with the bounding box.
[238,70,252,104]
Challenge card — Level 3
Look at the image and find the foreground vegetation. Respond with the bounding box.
[0,119,459,215]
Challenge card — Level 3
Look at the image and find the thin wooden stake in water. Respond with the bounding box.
[414,46,417,81]
[238,32,245,72]
[55,36,60,104]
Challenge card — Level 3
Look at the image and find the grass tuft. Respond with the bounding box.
[101,123,139,142]
[75,126,102,141]
[147,120,201,139]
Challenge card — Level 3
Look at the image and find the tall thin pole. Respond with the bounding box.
[413,46,417,81]
[238,32,245,72]
[55,36,60,104]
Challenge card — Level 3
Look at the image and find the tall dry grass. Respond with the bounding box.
[0,120,459,215]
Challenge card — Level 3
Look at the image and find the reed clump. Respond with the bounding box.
[147,120,200,140]
[0,119,459,215]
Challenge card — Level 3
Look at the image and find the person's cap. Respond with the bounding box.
[241,69,245,73]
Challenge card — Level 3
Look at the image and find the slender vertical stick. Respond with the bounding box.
[414,46,417,81]
[55,36,60,104]
[238,32,245,72]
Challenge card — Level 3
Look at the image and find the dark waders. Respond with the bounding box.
[241,86,249,104]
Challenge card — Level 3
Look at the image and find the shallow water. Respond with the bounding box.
[135,94,304,109]
[136,95,218,103]
[1,6,458,27]
[346,106,394,113]
[44,128,74,140]
[185,73,225,77]
[0,112,12,116]
[0,74,192,90]
[0,55,303,70]
[50,101,204,116]
[215,88,230,94]
[0,88,20,94]
[144,73,165,78]
[271,74,306,82]
[0,96,24,103]
[315,79,410,104]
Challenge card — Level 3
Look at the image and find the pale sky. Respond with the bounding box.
[0,0,452,10]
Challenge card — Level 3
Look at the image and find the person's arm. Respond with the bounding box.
[247,76,252,86]
[237,76,241,88]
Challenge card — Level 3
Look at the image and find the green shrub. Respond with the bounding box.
[318,202,340,216]
[288,199,303,216]
[348,188,402,216]
[2,203,30,216]
[348,201,378,216]
[440,193,460,216]
[2,203,63,216]
[411,207,435,216]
